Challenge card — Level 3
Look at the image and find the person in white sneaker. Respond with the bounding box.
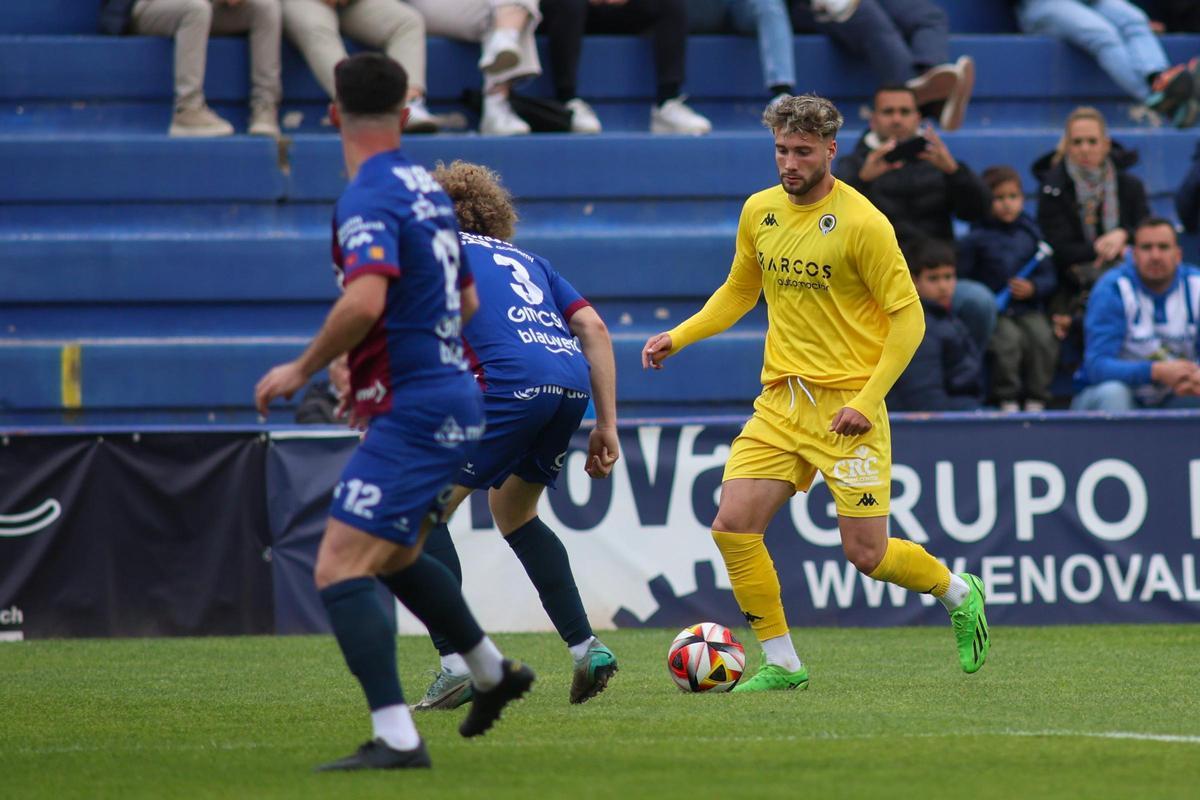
[282,0,438,133]
[791,0,975,131]
[405,0,542,136]
[125,0,283,137]
[539,0,713,134]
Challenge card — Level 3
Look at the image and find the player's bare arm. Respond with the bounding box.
[641,332,673,370]
[255,274,387,415]
[460,283,480,324]
[571,306,619,478]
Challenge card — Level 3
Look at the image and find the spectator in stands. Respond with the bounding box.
[958,166,1058,412]
[1177,140,1200,234]
[282,0,439,132]
[1032,106,1149,350]
[1072,217,1200,410]
[790,0,975,130]
[689,0,798,106]
[1009,0,1199,127]
[115,0,282,137]
[835,85,996,351]
[888,238,983,412]
[295,354,350,423]
[406,1,543,135]
[537,0,713,134]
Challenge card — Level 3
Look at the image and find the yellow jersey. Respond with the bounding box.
[674,180,918,391]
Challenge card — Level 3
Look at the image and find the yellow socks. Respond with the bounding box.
[711,531,789,640]
[868,537,951,596]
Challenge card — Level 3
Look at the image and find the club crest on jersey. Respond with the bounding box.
[818,214,837,235]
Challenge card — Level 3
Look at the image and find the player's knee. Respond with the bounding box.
[843,538,884,574]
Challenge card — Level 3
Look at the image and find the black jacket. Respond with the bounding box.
[1176,140,1200,234]
[1030,142,1149,288]
[888,299,983,412]
[957,211,1056,315]
[835,131,992,245]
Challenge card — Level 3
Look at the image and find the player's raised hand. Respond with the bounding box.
[255,361,308,417]
[586,427,620,478]
[829,406,872,436]
[642,332,673,370]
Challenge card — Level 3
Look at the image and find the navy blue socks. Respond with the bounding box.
[319,577,403,710]
[506,517,593,647]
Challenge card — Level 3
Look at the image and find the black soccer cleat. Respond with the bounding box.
[459,659,535,738]
[314,738,432,772]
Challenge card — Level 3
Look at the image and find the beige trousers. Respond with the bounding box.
[282,0,426,97]
[132,0,282,111]
[406,0,541,90]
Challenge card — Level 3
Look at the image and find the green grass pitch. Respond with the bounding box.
[2,625,1198,799]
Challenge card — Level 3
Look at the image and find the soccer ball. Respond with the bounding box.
[667,622,746,692]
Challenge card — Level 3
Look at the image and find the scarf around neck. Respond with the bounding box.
[1065,157,1119,243]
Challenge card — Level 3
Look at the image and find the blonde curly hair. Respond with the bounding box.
[432,160,518,241]
[762,94,843,139]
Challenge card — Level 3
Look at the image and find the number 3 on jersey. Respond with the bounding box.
[493,253,544,305]
[432,229,462,311]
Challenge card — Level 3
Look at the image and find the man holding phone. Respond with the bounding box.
[835,84,995,350]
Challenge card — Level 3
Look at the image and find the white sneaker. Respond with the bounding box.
[478,28,521,75]
[767,92,791,112]
[812,0,861,23]
[248,103,280,138]
[169,105,234,137]
[480,94,530,136]
[998,401,1020,414]
[650,96,712,135]
[1024,400,1046,413]
[404,96,439,133]
[566,98,602,134]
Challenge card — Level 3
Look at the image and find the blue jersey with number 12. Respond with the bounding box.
[459,233,592,397]
[331,149,475,420]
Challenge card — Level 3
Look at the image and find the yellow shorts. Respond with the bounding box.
[723,378,892,517]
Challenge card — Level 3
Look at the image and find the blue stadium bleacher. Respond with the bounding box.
[2,1,1198,423]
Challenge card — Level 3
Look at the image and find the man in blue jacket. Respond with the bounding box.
[1073,217,1200,410]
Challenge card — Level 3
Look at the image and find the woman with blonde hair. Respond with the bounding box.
[1031,106,1149,355]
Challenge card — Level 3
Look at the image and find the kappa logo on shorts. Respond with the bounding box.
[832,445,882,488]
[855,493,878,507]
[761,212,778,227]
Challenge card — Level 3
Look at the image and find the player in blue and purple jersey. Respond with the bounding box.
[254,54,533,772]
[409,161,621,711]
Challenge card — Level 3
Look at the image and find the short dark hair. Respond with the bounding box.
[873,84,917,107]
[1133,216,1179,242]
[334,53,407,116]
[982,165,1022,193]
[907,238,957,277]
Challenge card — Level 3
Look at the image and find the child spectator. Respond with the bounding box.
[888,239,983,412]
[958,165,1059,412]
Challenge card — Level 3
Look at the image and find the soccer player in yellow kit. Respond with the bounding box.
[641,95,990,691]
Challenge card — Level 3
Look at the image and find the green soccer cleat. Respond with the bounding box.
[951,573,990,674]
[413,667,473,711]
[569,638,618,704]
[731,656,809,693]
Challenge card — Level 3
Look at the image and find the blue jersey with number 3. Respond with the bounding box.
[459,233,592,397]
[331,150,475,419]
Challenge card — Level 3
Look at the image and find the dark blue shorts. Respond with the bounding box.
[329,392,484,545]
[459,386,589,491]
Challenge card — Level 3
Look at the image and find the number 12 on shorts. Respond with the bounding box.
[335,478,382,519]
